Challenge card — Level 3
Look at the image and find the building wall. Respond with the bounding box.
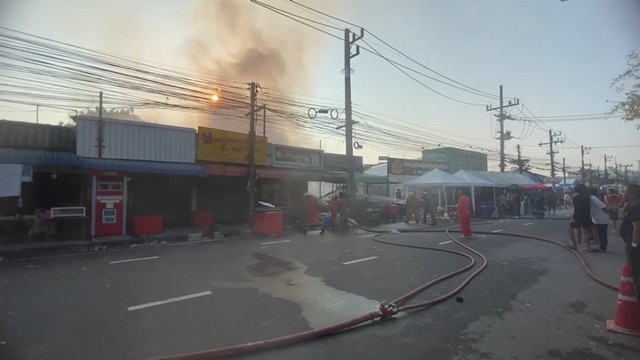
[76,116,195,163]
[422,147,487,173]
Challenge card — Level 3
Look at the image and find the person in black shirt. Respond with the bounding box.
[422,191,437,226]
[572,184,593,249]
[620,184,640,301]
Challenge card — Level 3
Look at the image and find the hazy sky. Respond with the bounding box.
[1,0,639,176]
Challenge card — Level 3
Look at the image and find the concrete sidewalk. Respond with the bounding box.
[0,225,252,260]
[0,207,574,260]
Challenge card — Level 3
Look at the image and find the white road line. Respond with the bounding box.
[343,256,378,265]
[260,240,291,245]
[491,229,504,233]
[438,240,453,245]
[109,256,159,264]
[127,291,212,311]
[524,222,534,226]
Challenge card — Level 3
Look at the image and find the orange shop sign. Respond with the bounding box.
[197,127,268,165]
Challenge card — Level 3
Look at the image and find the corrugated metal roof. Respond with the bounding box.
[76,117,195,163]
[0,120,75,152]
[0,149,206,176]
[0,148,80,166]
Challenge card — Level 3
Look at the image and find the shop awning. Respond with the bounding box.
[79,158,207,176]
[205,164,284,179]
[0,148,80,166]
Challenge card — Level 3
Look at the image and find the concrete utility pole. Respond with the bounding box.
[344,28,363,201]
[621,164,633,184]
[486,85,519,172]
[263,105,267,137]
[562,157,566,186]
[604,154,613,183]
[580,145,590,182]
[517,144,522,173]
[539,130,563,188]
[246,82,265,227]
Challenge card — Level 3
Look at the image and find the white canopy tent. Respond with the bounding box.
[405,169,471,209]
[405,168,469,187]
[453,170,495,212]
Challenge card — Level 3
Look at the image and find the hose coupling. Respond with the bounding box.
[378,301,398,319]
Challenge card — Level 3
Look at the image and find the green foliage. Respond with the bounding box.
[611,51,640,128]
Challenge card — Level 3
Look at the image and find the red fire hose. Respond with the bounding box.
[158,221,618,360]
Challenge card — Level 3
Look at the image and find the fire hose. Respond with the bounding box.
[158,221,618,360]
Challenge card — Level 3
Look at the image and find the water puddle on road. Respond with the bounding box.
[211,252,380,329]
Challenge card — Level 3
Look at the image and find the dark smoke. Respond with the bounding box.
[186,0,308,87]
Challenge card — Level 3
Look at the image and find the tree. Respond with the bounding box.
[509,157,531,174]
[70,107,141,122]
[611,51,640,128]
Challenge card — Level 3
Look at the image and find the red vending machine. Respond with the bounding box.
[93,176,125,237]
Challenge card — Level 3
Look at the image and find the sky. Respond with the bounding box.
[0,0,639,177]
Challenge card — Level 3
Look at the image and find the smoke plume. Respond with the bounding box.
[186,0,310,88]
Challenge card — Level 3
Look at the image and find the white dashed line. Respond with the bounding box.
[127,291,212,311]
[491,229,504,233]
[524,223,534,226]
[260,240,291,245]
[438,241,453,245]
[109,256,159,264]
[343,256,378,265]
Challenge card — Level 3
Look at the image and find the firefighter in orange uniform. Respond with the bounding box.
[456,189,472,238]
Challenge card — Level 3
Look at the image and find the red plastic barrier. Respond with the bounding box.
[253,211,283,236]
[384,205,399,217]
[192,211,214,229]
[132,215,163,235]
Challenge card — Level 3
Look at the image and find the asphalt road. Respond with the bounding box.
[1,211,639,359]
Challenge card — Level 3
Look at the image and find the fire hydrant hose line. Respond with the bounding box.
[159,220,617,360]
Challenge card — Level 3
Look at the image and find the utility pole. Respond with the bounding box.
[344,28,363,201]
[263,105,267,137]
[580,145,590,182]
[246,82,265,227]
[539,130,563,188]
[622,164,633,184]
[486,86,519,172]
[97,91,104,158]
[517,144,522,174]
[562,157,566,186]
[36,105,39,124]
[604,154,613,183]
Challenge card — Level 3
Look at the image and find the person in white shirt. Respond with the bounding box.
[589,188,609,252]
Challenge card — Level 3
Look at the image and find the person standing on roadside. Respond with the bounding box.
[422,191,437,226]
[405,192,420,224]
[589,187,609,252]
[572,184,593,250]
[338,192,349,233]
[456,189,472,238]
[605,187,622,234]
[619,184,640,301]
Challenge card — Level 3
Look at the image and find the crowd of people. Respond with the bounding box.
[568,183,640,302]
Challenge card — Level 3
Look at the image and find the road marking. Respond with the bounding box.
[491,229,504,233]
[343,256,378,265]
[524,223,534,226]
[127,291,212,311]
[261,240,291,245]
[438,240,453,245]
[109,256,159,264]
